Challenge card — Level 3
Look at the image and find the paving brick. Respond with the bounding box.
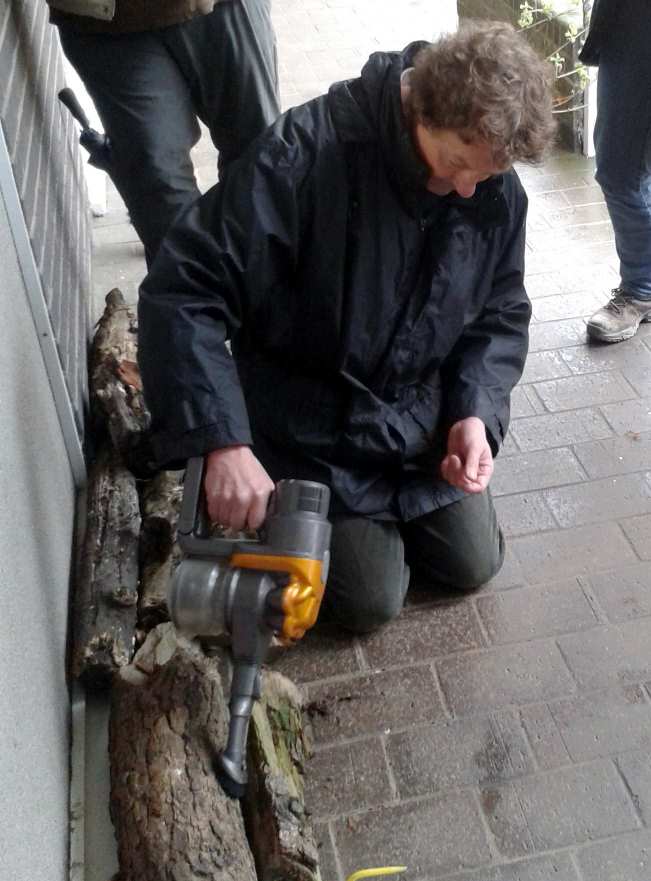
[529,191,571,212]
[621,513,651,560]
[269,623,361,684]
[625,364,651,398]
[543,473,651,528]
[493,492,557,536]
[492,448,586,496]
[490,707,535,778]
[530,223,614,252]
[499,432,519,458]
[534,371,636,413]
[487,762,639,852]
[523,172,593,193]
[564,183,607,206]
[601,396,651,435]
[437,640,575,716]
[386,711,534,799]
[438,854,579,881]
[528,317,587,352]
[519,703,572,771]
[586,562,651,623]
[314,824,340,881]
[483,545,526,592]
[557,617,651,690]
[547,685,651,761]
[476,579,596,645]
[544,203,610,227]
[573,431,651,479]
[577,829,651,881]
[616,749,651,824]
[510,385,537,418]
[523,271,564,299]
[560,338,651,376]
[305,737,392,820]
[531,291,605,322]
[332,793,492,878]
[521,350,572,384]
[306,665,445,743]
[480,784,535,858]
[358,602,485,670]
[511,409,613,452]
[510,523,638,583]
[526,242,618,274]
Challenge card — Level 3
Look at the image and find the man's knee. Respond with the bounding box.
[324,581,405,634]
[450,546,504,592]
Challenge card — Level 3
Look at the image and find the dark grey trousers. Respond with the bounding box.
[58,0,279,265]
[324,490,504,633]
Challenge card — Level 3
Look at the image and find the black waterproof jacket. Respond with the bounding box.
[139,43,531,521]
[579,0,621,66]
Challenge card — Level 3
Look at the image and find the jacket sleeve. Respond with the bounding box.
[441,188,531,455]
[579,0,620,66]
[138,137,305,469]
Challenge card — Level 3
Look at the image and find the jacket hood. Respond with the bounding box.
[328,43,509,225]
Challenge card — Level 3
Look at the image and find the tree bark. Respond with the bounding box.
[109,624,258,881]
[139,470,184,630]
[90,288,153,474]
[72,443,140,686]
[245,671,321,881]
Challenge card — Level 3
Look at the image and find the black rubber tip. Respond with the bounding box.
[214,761,246,799]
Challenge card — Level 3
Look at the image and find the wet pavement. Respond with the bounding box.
[90,4,651,880]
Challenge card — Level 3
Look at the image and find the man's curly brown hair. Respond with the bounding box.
[408,20,556,166]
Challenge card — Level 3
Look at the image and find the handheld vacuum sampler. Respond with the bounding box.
[168,457,331,798]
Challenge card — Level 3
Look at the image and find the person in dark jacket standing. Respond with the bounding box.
[138,22,555,633]
[48,0,279,267]
[581,0,651,342]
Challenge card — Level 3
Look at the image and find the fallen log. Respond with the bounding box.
[89,288,153,474]
[245,671,321,881]
[72,443,140,686]
[139,469,184,630]
[109,624,257,881]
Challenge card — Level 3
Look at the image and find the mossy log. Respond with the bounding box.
[245,671,321,881]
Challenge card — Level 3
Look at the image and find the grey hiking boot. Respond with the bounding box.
[586,288,651,343]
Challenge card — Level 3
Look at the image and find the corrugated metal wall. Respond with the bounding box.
[0,0,91,437]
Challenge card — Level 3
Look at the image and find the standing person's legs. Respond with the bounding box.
[587,0,651,342]
[169,0,280,168]
[58,27,201,266]
[401,490,504,591]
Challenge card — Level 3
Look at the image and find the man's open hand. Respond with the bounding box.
[440,416,493,493]
[203,445,275,531]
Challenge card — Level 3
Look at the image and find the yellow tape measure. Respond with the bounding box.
[346,868,407,881]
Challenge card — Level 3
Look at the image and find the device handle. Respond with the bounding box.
[58,87,91,131]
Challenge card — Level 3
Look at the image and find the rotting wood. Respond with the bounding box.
[72,443,139,686]
[138,469,184,631]
[244,670,321,881]
[109,624,258,881]
[90,288,152,474]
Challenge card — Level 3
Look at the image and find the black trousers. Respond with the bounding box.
[324,490,504,633]
[58,0,279,265]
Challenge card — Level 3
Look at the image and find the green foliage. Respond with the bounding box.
[517,0,590,114]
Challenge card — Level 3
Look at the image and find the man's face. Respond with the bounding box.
[413,125,509,199]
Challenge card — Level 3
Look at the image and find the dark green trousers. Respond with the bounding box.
[324,490,504,633]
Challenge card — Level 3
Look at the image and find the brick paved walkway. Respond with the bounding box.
[90,5,651,880]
